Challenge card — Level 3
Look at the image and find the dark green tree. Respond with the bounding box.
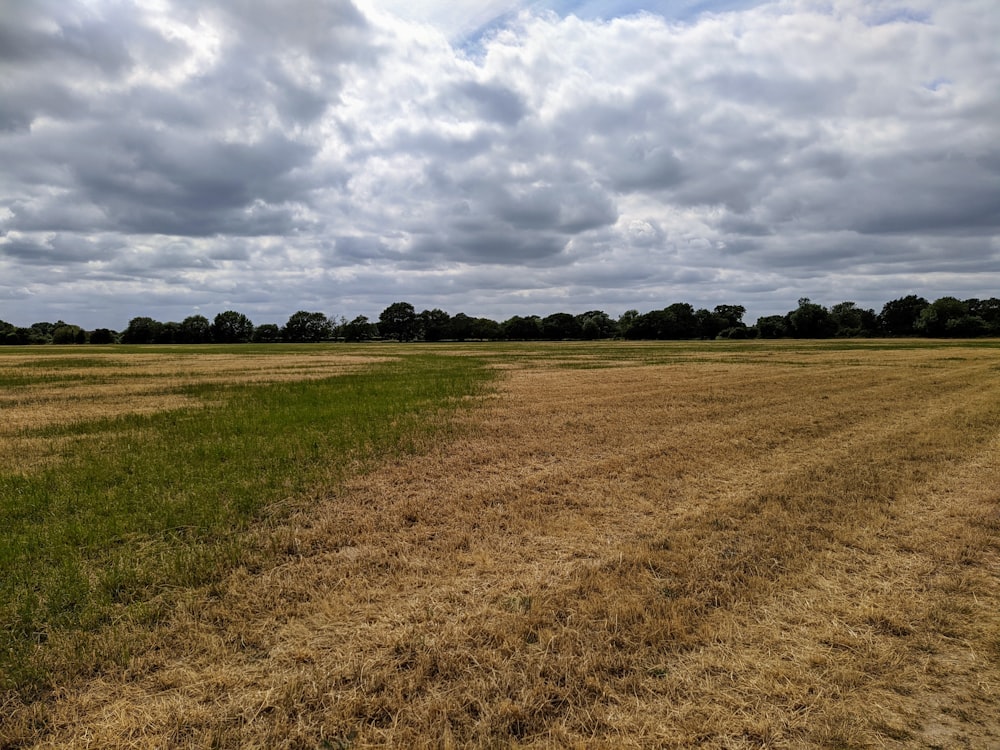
[179,315,212,343]
[617,310,640,338]
[52,324,86,344]
[378,302,417,342]
[697,305,747,339]
[915,297,967,337]
[342,315,377,342]
[755,315,789,339]
[788,298,836,338]
[154,321,181,344]
[252,324,282,343]
[663,303,699,339]
[717,325,753,339]
[695,308,728,339]
[0,319,16,344]
[419,309,452,342]
[121,317,163,344]
[541,312,582,340]
[212,311,254,343]
[24,322,55,344]
[88,328,117,344]
[576,310,618,339]
[830,301,877,337]
[283,311,333,342]
[470,317,502,340]
[624,309,668,339]
[502,315,543,340]
[449,313,474,341]
[965,298,1000,335]
[878,295,928,336]
[713,305,747,329]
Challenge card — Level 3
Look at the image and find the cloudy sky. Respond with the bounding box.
[1,0,998,329]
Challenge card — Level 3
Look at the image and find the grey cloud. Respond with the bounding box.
[0,0,375,245]
[0,83,91,133]
[449,81,527,125]
[749,148,1000,238]
[9,125,318,237]
[413,222,567,265]
[716,215,772,237]
[391,129,495,160]
[494,182,617,234]
[334,235,402,262]
[0,237,80,265]
[2,1,999,328]
[851,153,1000,236]
[190,0,368,58]
[179,0,372,126]
[703,70,856,118]
[0,3,133,73]
[147,247,219,271]
[606,143,685,192]
[0,233,121,266]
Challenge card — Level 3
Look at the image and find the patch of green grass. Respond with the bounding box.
[0,353,495,694]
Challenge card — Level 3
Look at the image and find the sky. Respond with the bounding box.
[1,0,998,330]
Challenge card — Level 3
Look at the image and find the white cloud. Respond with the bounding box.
[1,0,999,328]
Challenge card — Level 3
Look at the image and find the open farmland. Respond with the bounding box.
[3,341,1000,748]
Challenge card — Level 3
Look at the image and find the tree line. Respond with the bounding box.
[2,295,999,345]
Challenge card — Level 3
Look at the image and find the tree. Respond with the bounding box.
[342,315,376,342]
[52,324,86,344]
[788,298,836,338]
[89,328,117,344]
[154,321,181,344]
[283,311,333,342]
[695,309,728,340]
[617,310,640,338]
[830,301,876,337]
[212,311,254,343]
[378,302,417,342]
[121,316,163,344]
[576,310,618,339]
[713,305,746,329]
[420,309,452,342]
[946,314,989,337]
[449,313,474,341]
[717,325,753,339]
[541,312,582,340]
[878,295,928,336]
[252,324,282,343]
[755,315,789,338]
[965,298,1000,336]
[179,315,212,344]
[624,309,668,339]
[23,322,54,344]
[914,297,969,337]
[470,317,502,340]
[502,315,542,340]
[0,320,15,345]
[663,303,698,339]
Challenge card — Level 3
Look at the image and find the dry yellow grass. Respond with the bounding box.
[4,343,1000,748]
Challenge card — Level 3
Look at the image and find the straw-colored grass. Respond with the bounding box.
[3,342,1000,748]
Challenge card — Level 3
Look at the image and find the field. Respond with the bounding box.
[2,340,1000,748]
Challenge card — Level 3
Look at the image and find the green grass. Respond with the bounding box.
[0,352,495,694]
